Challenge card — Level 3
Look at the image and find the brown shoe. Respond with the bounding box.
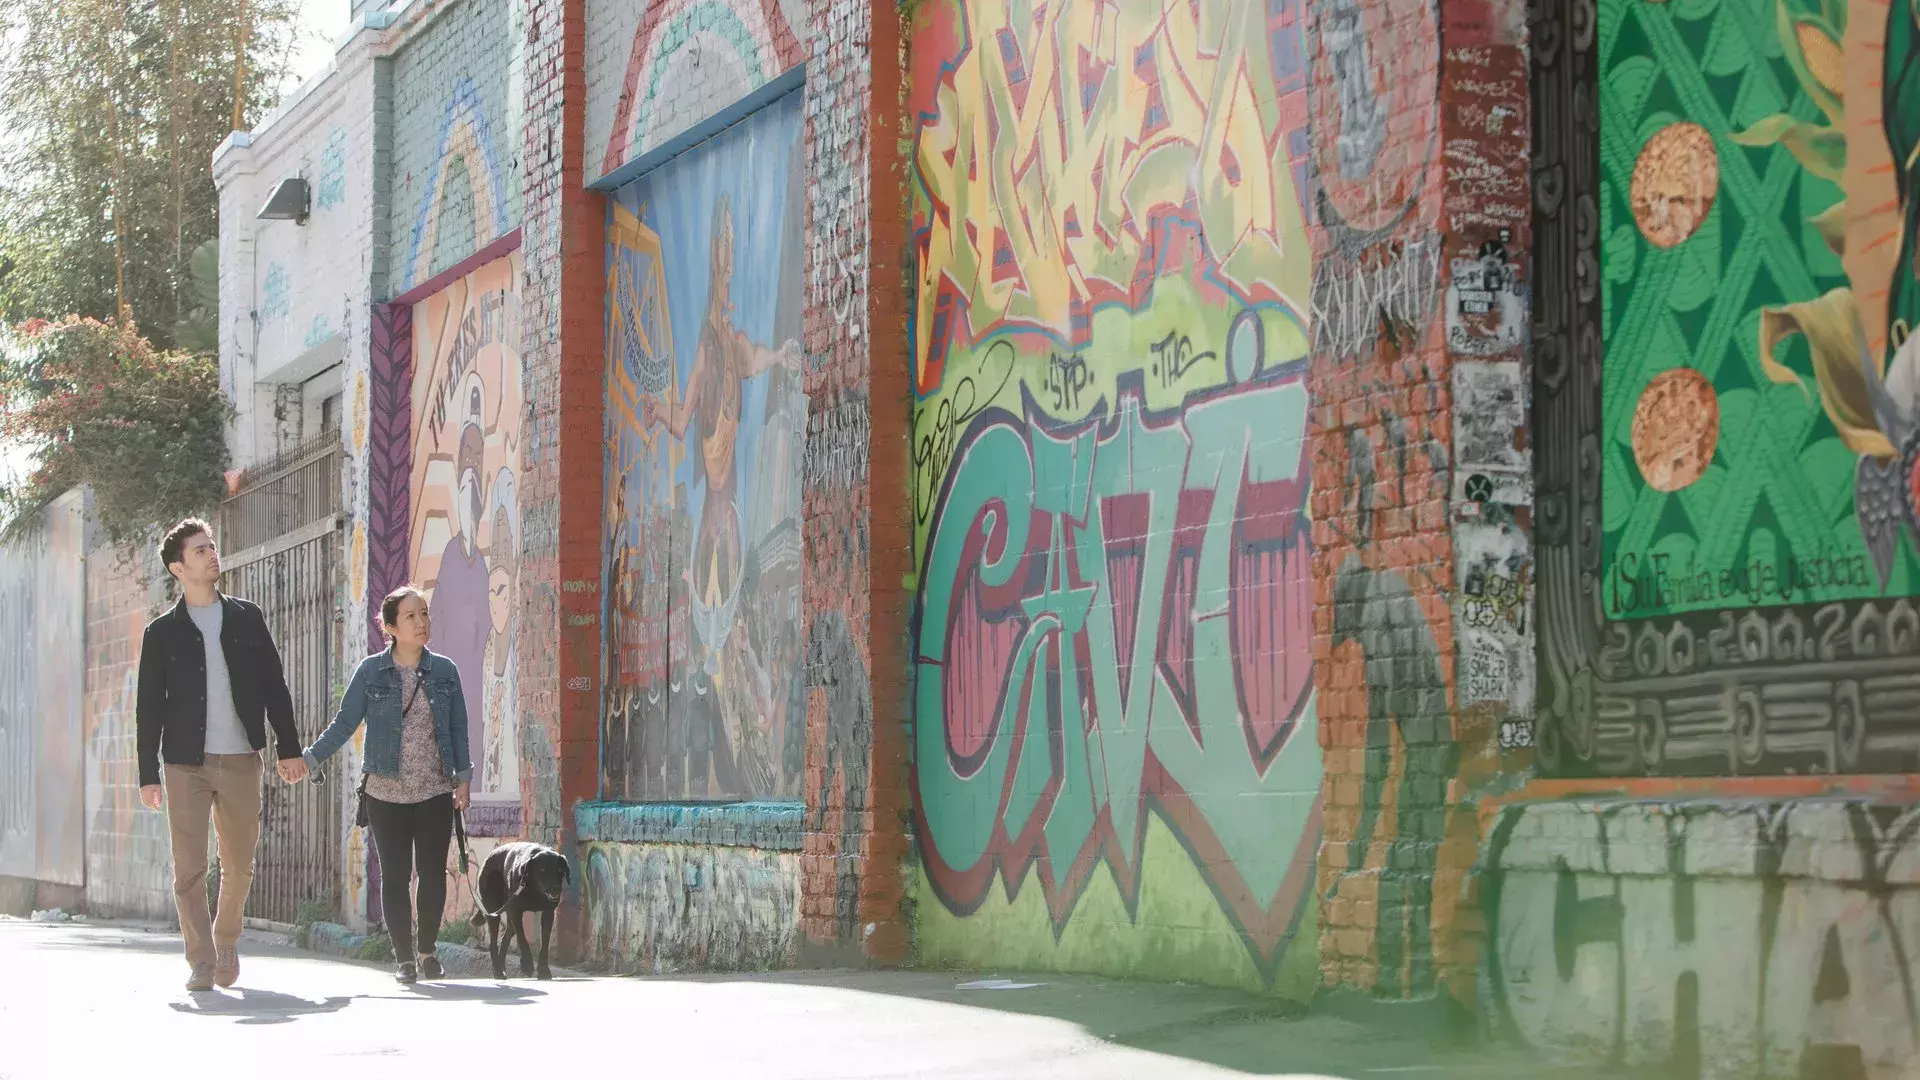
[186,963,216,992]
[214,945,239,988]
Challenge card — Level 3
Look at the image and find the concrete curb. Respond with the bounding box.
[300,921,579,979]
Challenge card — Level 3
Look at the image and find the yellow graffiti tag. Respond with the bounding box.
[913,0,1309,392]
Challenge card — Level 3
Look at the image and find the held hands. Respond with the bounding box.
[140,785,163,811]
[453,782,470,812]
[277,757,310,784]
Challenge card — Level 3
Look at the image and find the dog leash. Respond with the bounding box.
[450,809,505,920]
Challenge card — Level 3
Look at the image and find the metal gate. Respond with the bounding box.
[216,433,342,924]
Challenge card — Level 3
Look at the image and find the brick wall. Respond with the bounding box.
[584,0,806,182]
[388,0,526,295]
[797,0,910,967]
[519,0,605,963]
[82,542,174,920]
[1306,0,1532,1005]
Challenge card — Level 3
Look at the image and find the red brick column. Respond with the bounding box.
[796,0,912,965]
[1308,0,1533,1005]
[519,0,606,964]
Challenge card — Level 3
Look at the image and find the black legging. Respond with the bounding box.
[366,793,453,961]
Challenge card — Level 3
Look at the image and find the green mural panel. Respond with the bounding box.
[1600,0,1920,619]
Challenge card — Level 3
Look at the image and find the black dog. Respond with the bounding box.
[468,841,570,980]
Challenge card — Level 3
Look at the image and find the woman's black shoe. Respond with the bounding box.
[396,961,418,984]
[419,954,444,979]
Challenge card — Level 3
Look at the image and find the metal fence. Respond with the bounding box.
[215,432,343,924]
[215,431,341,556]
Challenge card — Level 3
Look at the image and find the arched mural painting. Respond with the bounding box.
[600,89,807,803]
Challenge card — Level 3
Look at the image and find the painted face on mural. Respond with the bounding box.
[457,421,484,545]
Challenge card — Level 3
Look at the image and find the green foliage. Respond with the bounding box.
[294,895,332,929]
[438,921,473,946]
[173,241,219,356]
[0,317,233,552]
[354,932,394,963]
[0,1,303,347]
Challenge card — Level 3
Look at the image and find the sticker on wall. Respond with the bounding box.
[1446,238,1526,357]
[1452,359,1531,508]
[1455,519,1533,719]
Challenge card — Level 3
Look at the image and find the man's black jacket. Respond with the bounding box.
[136,594,302,786]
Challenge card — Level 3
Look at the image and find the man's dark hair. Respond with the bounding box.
[160,518,214,569]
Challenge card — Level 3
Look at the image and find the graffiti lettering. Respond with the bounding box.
[915,377,1319,969]
[910,0,1310,394]
[804,390,870,491]
[912,341,1016,526]
[1487,801,1920,1078]
[1043,352,1090,414]
[1311,234,1445,360]
[1148,333,1217,392]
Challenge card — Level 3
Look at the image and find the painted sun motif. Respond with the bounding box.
[1632,368,1720,491]
[1631,123,1719,248]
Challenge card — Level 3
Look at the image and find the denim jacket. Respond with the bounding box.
[303,647,473,784]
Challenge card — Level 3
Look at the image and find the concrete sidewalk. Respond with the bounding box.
[0,918,1634,1080]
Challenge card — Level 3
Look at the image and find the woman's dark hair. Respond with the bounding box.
[380,585,427,636]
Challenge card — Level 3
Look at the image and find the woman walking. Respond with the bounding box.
[302,585,472,983]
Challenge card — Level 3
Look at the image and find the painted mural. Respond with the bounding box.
[907,0,1320,994]
[601,89,807,802]
[409,253,524,807]
[1601,0,1920,618]
[390,0,526,295]
[592,0,807,180]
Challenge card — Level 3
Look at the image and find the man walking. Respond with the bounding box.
[137,518,308,992]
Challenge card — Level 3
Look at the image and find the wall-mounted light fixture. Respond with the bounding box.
[256,177,310,225]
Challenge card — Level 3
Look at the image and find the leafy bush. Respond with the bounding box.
[354,932,394,963]
[0,317,232,552]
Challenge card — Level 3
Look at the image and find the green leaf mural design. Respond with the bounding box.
[1600,0,1920,617]
[1885,0,1920,342]
[1731,114,1846,180]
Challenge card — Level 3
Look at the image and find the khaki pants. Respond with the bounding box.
[163,753,262,967]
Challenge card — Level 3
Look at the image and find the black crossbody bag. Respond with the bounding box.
[354,669,426,829]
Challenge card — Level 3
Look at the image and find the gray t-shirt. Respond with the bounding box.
[188,601,251,755]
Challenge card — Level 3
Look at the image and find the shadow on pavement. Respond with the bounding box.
[365,981,550,1006]
[658,969,1659,1080]
[169,989,355,1025]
